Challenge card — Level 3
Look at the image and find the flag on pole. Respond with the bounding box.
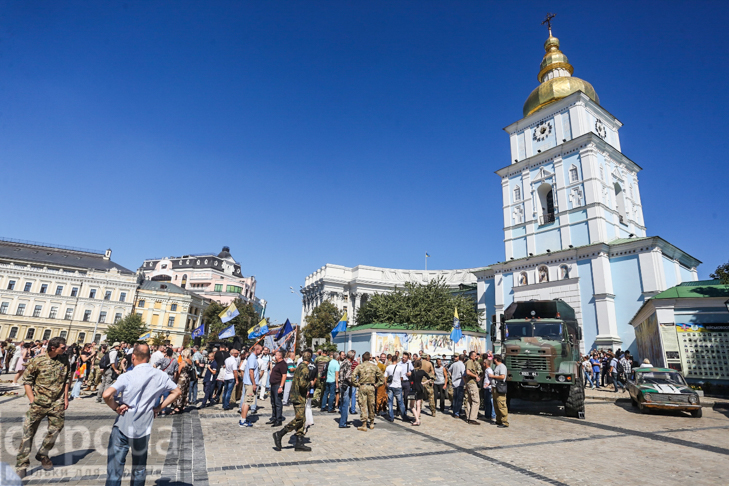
[331,312,348,339]
[218,324,235,339]
[450,307,462,343]
[219,302,240,323]
[191,323,205,339]
[275,319,294,341]
[248,319,269,339]
[139,331,152,341]
[425,252,430,258]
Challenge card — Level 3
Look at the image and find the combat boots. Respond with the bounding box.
[272,429,286,451]
[368,421,375,430]
[294,436,311,452]
[36,453,53,470]
[357,423,368,431]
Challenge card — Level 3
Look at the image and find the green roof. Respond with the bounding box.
[348,322,485,333]
[651,280,729,300]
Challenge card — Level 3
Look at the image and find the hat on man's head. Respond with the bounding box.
[112,342,121,347]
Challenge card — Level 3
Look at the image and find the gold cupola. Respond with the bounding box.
[522,33,599,118]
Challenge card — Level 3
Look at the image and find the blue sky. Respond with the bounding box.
[2,2,727,325]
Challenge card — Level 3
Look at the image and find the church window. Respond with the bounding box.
[560,265,570,280]
[614,182,627,224]
[537,183,555,224]
[519,272,528,286]
[569,165,579,183]
[538,266,549,283]
[514,186,521,202]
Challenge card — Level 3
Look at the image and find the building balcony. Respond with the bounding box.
[539,213,556,225]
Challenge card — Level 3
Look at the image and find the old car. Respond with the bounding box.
[627,367,702,417]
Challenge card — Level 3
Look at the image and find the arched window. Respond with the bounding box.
[25,328,35,340]
[9,326,18,339]
[519,272,528,286]
[614,182,627,224]
[181,274,188,289]
[569,165,579,183]
[514,186,521,202]
[538,266,549,283]
[42,329,51,340]
[560,265,570,280]
[77,332,86,344]
[538,183,555,224]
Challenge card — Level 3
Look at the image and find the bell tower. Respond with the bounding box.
[498,18,646,260]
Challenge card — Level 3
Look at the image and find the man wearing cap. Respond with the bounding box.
[97,342,120,403]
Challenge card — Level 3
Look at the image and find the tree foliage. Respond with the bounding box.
[710,262,729,285]
[202,298,262,345]
[303,301,342,347]
[150,332,169,346]
[105,313,149,345]
[356,278,482,331]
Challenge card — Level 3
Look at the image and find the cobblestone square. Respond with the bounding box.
[2,381,727,486]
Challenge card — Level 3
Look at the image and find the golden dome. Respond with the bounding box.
[523,35,599,118]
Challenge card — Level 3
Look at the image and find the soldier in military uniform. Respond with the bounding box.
[273,350,315,452]
[352,352,385,431]
[419,354,437,417]
[464,351,482,425]
[16,337,72,478]
[312,350,331,408]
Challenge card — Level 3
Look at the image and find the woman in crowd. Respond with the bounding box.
[482,358,496,423]
[171,348,193,414]
[11,342,32,386]
[410,359,430,426]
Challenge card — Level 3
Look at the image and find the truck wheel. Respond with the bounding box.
[691,408,702,418]
[564,376,585,418]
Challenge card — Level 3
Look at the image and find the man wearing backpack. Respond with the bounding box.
[97,342,120,402]
[609,351,626,393]
[87,344,108,392]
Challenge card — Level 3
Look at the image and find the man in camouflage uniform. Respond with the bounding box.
[87,344,107,391]
[352,352,385,431]
[273,350,314,452]
[312,350,331,408]
[16,337,71,478]
[419,354,437,417]
[464,351,482,425]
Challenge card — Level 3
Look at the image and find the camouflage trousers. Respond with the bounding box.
[282,400,306,437]
[464,381,480,422]
[97,368,114,399]
[357,384,376,423]
[312,380,325,407]
[423,383,436,417]
[16,400,65,469]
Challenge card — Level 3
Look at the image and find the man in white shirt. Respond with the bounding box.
[150,345,166,368]
[448,354,466,418]
[257,347,271,400]
[222,349,240,410]
[385,355,407,422]
[102,344,180,486]
[240,345,261,427]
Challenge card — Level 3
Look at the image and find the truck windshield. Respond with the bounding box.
[533,323,562,338]
[505,321,563,339]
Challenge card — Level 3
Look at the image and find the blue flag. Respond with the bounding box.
[191,324,205,339]
[275,319,293,341]
[331,312,348,339]
[450,307,462,343]
[218,324,235,339]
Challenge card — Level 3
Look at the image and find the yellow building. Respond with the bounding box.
[134,280,209,347]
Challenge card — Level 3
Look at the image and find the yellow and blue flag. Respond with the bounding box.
[425,252,430,257]
[139,331,152,341]
[331,312,348,339]
[218,324,235,339]
[248,318,269,339]
[219,302,240,324]
[450,307,462,343]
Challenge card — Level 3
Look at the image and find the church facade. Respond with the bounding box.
[474,29,700,354]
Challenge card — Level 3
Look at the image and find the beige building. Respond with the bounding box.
[0,239,137,344]
[134,280,209,347]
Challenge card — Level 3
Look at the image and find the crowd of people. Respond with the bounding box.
[580,348,650,393]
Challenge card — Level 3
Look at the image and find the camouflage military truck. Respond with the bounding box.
[491,299,585,418]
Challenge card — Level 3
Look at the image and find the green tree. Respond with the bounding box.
[303,301,342,347]
[356,278,482,331]
[105,314,149,345]
[150,332,169,347]
[710,262,729,285]
[202,298,262,345]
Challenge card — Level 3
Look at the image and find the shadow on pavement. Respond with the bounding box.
[51,448,95,467]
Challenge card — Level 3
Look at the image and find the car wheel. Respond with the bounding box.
[638,401,648,414]
[691,408,703,418]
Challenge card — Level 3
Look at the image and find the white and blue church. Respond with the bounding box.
[473,28,701,354]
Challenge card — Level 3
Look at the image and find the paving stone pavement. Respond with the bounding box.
[2,375,729,485]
